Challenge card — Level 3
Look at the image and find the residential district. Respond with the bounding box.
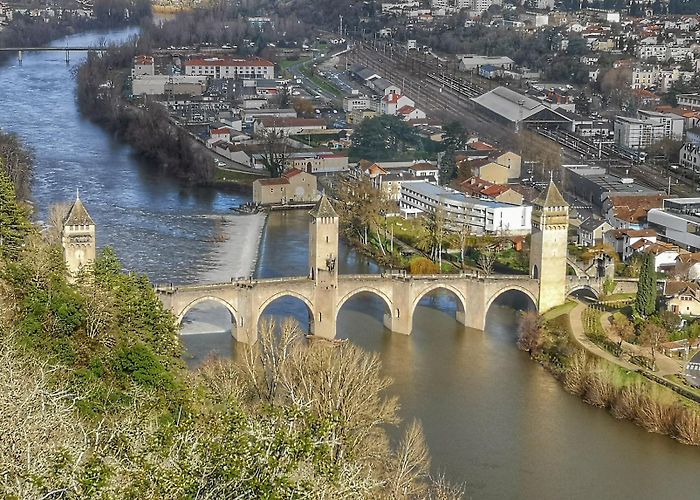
[86,3,700,387]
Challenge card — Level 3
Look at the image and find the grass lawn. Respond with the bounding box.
[213,167,263,185]
[279,56,310,71]
[543,300,577,321]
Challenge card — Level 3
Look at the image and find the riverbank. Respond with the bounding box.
[529,303,700,445]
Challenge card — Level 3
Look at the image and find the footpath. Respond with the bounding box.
[568,302,700,402]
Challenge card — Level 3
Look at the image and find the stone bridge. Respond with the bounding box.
[156,273,612,344]
[155,192,636,344]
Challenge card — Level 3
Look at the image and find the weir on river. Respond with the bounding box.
[1,27,699,499]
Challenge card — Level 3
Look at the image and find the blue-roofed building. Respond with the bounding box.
[399,181,532,235]
[479,64,501,80]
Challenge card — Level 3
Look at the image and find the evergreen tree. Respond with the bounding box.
[635,253,657,317]
[0,166,31,261]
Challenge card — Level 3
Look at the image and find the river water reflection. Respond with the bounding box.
[1,28,698,499]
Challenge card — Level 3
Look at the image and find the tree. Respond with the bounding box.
[335,176,391,249]
[257,127,289,178]
[639,322,668,368]
[634,253,657,318]
[517,311,543,353]
[477,246,497,277]
[349,115,421,161]
[0,131,33,201]
[0,168,31,261]
[609,313,635,343]
[45,202,71,246]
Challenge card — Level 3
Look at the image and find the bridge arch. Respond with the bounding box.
[484,285,538,318]
[567,284,601,300]
[412,283,467,317]
[256,290,316,333]
[336,286,393,313]
[176,295,239,327]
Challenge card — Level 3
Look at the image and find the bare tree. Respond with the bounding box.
[258,127,290,178]
[387,420,431,499]
[477,246,497,277]
[639,323,668,370]
[45,201,71,245]
[517,311,543,353]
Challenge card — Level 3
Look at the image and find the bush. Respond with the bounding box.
[113,343,172,389]
[409,256,439,274]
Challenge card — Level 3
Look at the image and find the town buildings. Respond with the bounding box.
[252,168,318,205]
[184,57,275,79]
[399,180,532,235]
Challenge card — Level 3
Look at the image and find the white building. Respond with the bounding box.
[380,94,415,115]
[680,142,700,173]
[614,112,684,150]
[342,95,372,112]
[678,94,700,110]
[184,57,274,79]
[132,55,154,78]
[400,181,531,235]
[648,199,700,252]
[458,54,514,72]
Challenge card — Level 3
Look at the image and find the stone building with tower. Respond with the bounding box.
[61,193,96,280]
[529,180,569,312]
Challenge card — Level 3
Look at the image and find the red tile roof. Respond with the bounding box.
[134,55,154,65]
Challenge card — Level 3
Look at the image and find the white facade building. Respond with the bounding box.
[184,57,274,79]
[648,199,700,252]
[678,94,700,110]
[400,181,531,235]
[680,142,700,173]
[614,112,684,150]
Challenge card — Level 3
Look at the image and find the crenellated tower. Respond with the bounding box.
[62,192,96,280]
[529,180,569,312]
[308,195,339,338]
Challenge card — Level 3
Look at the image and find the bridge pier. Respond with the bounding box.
[65,49,70,64]
[17,50,22,65]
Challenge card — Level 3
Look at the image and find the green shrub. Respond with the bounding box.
[113,343,172,389]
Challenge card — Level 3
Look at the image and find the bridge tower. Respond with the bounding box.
[309,195,339,338]
[529,180,569,312]
[61,191,96,282]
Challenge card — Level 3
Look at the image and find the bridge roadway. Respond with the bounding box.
[156,272,607,344]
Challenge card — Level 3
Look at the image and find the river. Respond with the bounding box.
[1,27,698,498]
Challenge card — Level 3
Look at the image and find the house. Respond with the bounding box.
[664,281,700,317]
[208,126,232,145]
[643,241,686,272]
[408,162,439,178]
[380,94,415,115]
[603,193,667,229]
[286,152,350,174]
[374,171,433,201]
[461,158,510,184]
[210,141,252,167]
[457,177,523,205]
[396,105,426,121]
[604,228,657,261]
[673,253,700,280]
[577,218,613,247]
[400,181,532,235]
[252,168,318,205]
